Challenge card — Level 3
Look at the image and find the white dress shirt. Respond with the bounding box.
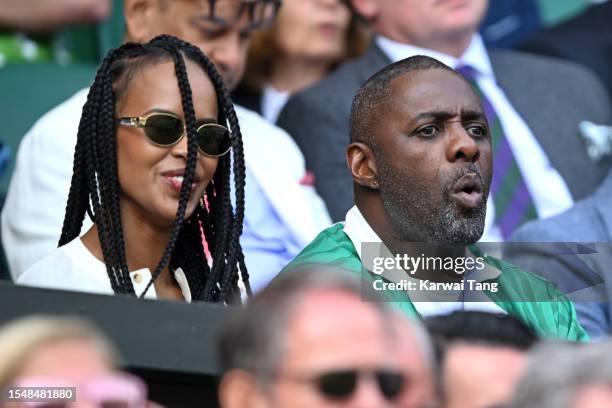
[261,85,290,124]
[18,237,192,301]
[376,34,574,242]
[342,206,506,317]
[1,89,331,289]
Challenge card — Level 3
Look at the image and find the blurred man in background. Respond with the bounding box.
[217,268,436,408]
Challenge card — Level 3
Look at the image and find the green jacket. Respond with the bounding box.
[283,223,589,342]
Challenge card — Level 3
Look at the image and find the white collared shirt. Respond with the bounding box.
[261,85,290,124]
[18,238,192,302]
[343,206,506,317]
[376,34,574,242]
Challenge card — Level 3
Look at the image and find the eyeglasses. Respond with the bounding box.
[199,0,281,29]
[13,373,147,408]
[118,112,232,157]
[281,369,405,401]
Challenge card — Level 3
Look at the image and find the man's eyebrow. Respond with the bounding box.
[461,110,487,121]
[412,110,486,122]
[412,111,457,122]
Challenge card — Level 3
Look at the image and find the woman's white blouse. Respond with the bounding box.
[18,238,192,302]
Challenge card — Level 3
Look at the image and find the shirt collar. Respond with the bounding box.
[130,268,193,303]
[375,33,496,81]
[75,238,192,302]
[343,205,382,259]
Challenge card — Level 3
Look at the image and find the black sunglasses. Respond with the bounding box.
[284,369,405,401]
[118,112,232,157]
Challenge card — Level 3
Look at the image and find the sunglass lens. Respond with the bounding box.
[376,371,404,400]
[197,124,231,156]
[144,114,183,145]
[318,371,357,399]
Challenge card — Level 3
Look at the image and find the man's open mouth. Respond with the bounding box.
[450,173,484,209]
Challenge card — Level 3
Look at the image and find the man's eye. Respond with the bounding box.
[467,125,488,138]
[417,125,439,138]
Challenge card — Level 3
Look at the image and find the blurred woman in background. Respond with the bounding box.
[234,0,369,123]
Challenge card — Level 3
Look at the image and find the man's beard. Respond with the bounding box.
[378,163,489,245]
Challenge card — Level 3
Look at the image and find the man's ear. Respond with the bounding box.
[350,0,380,21]
[347,142,379,189]
[219,369,270,408]
[124,0,158,42]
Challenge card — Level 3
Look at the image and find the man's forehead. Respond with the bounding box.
[388,70,483,117]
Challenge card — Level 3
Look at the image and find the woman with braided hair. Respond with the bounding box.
[19,35,250,303]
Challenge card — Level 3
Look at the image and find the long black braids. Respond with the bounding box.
[59,35,249,302]
[157,36,251,301]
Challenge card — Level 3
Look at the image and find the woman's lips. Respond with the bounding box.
[163,175,198,194]
[319,23,341,37]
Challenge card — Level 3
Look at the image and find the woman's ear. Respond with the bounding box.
[124,0,158,42]
[347,142,379,189]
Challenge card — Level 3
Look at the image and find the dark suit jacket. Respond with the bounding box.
[521,2,612,99]
[277,43,612,222]
[510,170,612,338]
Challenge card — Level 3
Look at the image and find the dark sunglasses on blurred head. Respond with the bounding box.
[280,369,406,401]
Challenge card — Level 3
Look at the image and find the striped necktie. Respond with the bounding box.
[456,64,537,239]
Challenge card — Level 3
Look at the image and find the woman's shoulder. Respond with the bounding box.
[18,238,112,295]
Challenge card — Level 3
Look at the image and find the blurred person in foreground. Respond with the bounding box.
[233,0,369,123]
[281,55,588,341]
[217,268,436,408]
[1,0,331,292]
[509,341,612,408]
[426,311,536,408]
[0,316,156,407]
[277,0,611,234]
